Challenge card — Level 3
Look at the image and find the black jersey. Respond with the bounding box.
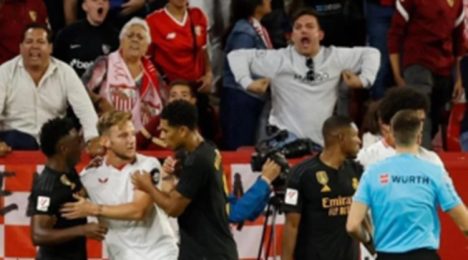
[283,156,363,260]
[27,166,87,260]
[54,19,118,76]
[176,141,238,260]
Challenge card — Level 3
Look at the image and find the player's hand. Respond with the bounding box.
[131,170,154,193]
[394,75,406,87]
[85,156,104,169]
[86,137,105,158]
[82,222,108,241]
[0,141,12,157]
[61,194,97,219]
[247,78,270,94]
[120,0,145,16]
[197,71,213,94]
[261,159,282,184]
[342,70,363,89]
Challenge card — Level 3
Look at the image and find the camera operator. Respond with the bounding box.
[282,116,367,260]
[229,159,281,223]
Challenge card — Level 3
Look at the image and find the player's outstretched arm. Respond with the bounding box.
[31,215,107,246]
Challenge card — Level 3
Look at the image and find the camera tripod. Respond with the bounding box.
[257,195,283,260]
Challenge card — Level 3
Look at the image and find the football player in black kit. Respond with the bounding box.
[282,115,370,260]
[27,118,107,260]
[131,100,238,260]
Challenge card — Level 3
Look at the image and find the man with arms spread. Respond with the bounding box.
[228,8,380,147]
[61,111,178,260]
[132,100,238,260]
[27,117,107,260]
[282,116,370,260]
[347,110,468,259]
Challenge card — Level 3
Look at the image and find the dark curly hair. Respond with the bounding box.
[39,117,76,157]
[161,100,198,130]
[378,87,429,125]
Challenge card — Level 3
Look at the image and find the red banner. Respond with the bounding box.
[0,151,467,259]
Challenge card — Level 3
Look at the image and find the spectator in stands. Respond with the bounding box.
[146,0,217,142]
[0,0,48,65]
[347,110,468,259]
[83,18,164,133]
[54,0,119,77]
[361,100,382,149]
[228,8,380,148]
[364,0,395,99]
[388,0,465,149]
[221,0,273,150]
[137,80,196,150]
[0,24,99,152]
[356,87,444,169]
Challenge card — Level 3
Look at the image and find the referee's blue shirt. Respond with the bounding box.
[353,153,462,253]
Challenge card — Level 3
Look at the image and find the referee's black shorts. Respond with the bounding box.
[377,248,439,260]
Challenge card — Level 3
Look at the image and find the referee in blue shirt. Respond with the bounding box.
[346,109,468,260]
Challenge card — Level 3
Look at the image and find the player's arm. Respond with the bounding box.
[282,212,301,260]
[31,214,107,246]
[134,179,191,218]
[60,190,154,221]
[447,204,468,236]
[346,201,370,241]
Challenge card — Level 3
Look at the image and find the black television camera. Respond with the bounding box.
[251,128,316,192]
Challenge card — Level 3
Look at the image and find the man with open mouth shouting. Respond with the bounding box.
[54,0,118,77]
[228,7,380,151]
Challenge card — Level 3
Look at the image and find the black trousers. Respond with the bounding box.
[377,248,440,260]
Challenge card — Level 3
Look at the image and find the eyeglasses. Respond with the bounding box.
[306,58,315,81]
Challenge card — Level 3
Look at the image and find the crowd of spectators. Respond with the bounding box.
[0,0,468,155]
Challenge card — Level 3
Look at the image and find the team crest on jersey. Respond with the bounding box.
[352,177,359,190]
[60,174,76,190]
[195,26,202,36]
[316,171,331,192]
[102,44,111,54]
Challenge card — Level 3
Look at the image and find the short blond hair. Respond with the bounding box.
[98,111,132,135]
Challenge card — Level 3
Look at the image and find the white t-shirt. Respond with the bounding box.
[81,154,178,260]
[356,140,444,169]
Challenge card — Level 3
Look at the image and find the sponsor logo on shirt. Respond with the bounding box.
[70,59,94,70]
[285,188,298,205]
[166,32,176,40]
[294,71,329,84]
[37,196,50,212]
[322,196,352,216]
[70,44,81,49]
[316,171,331,192]
[391,175,430,185]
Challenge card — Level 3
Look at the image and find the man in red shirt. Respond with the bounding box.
[0,0,48,65]
[146,0,212,92]
[388,0,465,149]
